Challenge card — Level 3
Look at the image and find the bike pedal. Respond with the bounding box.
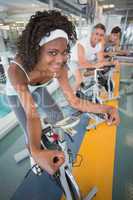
[64,128,77,136]
[56,116,80,129]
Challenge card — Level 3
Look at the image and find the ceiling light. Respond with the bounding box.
[0,25,9,30]
[31,4,35,7]
[16,21,24,24]
[109,4,115,8]
[103,4,115,9]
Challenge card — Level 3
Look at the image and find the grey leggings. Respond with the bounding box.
[7,87,63,145]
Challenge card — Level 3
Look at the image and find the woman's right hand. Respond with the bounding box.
[33,149,65,175]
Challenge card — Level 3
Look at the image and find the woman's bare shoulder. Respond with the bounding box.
[7,61,28,90]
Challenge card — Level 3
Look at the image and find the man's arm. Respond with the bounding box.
[77,43,112,69]
[97,41,105,61]
[77,43,93,68]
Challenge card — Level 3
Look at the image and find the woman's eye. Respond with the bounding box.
[63,50,70,55]
[47,50,70,56]
[63,51,69,56]
[48,51,57,56]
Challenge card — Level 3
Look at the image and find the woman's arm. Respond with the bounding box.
[17,87,65,175]
[8,64,65,175]
[8,63,42,152]
[58,67,120,125]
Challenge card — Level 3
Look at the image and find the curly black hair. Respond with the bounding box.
[17,10,77,72]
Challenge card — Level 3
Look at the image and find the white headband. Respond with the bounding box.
[39,29,69,46]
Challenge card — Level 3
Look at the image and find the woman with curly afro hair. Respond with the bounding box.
[7,10,119,198]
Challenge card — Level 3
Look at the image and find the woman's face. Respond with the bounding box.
[110,33,120,44]
[39,38,69,74]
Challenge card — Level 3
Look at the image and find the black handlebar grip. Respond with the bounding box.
[103,64,115,69]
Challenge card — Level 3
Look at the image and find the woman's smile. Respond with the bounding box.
[49,62,65,70]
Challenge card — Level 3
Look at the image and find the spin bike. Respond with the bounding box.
[31,111,107,200]
[76,64,118,104]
